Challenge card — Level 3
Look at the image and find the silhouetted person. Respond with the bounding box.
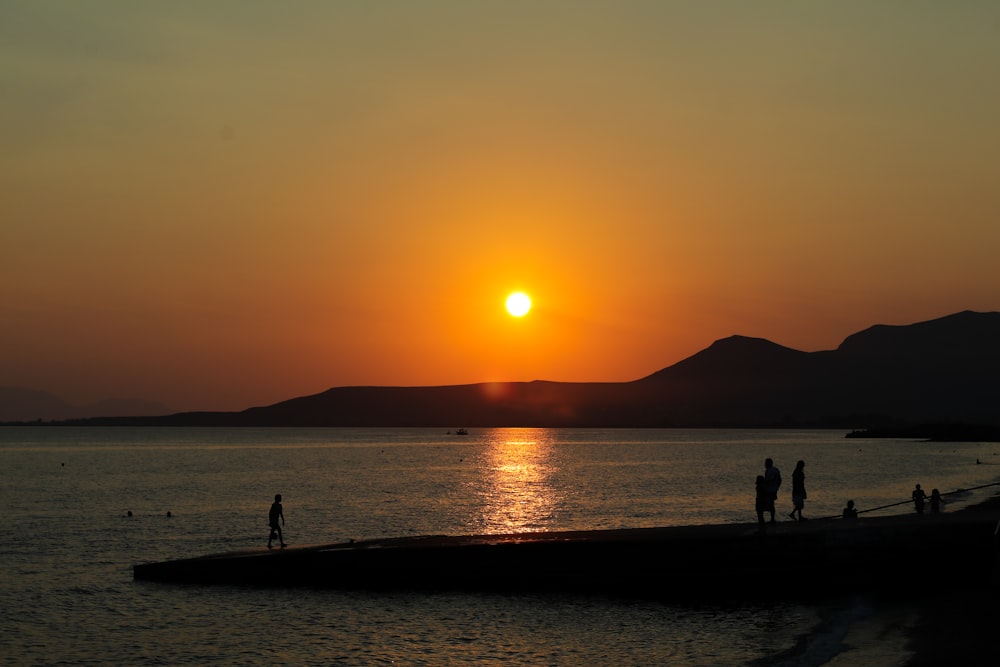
[763,458,782,522]
[930,488,942,513]
[912,484,927,514]
[268,494,286,548]
[842,500,858,519]
[755,475,769,533]
[788,460,807,521]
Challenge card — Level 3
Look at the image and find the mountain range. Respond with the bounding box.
[27,309,998,429]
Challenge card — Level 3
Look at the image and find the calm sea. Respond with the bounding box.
[2,427,998,666]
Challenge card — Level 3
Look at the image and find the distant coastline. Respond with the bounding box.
[4,310,999,429]
[847,423,1000,442]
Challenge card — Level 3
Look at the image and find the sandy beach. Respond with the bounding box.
[800,492,1000,667]
[900,493,1000,666]
[777,602,919,667]
[752,493,1000,667]
[818,493,1000,667]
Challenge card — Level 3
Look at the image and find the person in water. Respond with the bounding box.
[842,500,858,519]
[268,494,286,548]
[788,460,807,521]
[912,484,928,514]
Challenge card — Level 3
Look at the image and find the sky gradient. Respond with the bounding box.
[3,2,999,412]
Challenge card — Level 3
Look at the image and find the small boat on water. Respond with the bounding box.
[454,428,468,435]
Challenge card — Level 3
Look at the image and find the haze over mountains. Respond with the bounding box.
[12,310,996,429]
[0,388,170,423]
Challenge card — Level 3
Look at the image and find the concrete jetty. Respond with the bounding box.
[134,510,1000,600]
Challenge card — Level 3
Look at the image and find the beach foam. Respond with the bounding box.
[821,604,916,667]
[762,598,917,667]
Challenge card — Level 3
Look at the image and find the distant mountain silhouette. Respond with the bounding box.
[631,310,1000,427]
[0,387,170,422]
[46,310,1000,428]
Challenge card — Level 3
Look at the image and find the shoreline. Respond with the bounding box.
[757,492,1000,667]
[900,491,1000,666]
[134,509,999,601]
[132,486,1000,664]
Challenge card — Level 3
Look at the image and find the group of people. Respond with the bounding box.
[911,484,943,514]
[755,458,805,531]
[754,458,945,532]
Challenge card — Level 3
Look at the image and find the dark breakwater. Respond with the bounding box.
[135,510,1000,600]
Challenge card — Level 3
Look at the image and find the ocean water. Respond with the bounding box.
[2,427,999,666]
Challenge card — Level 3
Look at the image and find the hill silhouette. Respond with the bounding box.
[42,310,1000,428]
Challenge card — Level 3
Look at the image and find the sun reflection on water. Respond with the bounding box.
[473,428,561,534]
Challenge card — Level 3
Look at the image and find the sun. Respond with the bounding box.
[505,292,532,317]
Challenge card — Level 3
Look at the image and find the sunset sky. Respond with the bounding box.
[3,2,999,413]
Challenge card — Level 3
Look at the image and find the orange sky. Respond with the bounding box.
[2,3,999,412]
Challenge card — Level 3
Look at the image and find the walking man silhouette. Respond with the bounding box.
[268,494,286,548]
